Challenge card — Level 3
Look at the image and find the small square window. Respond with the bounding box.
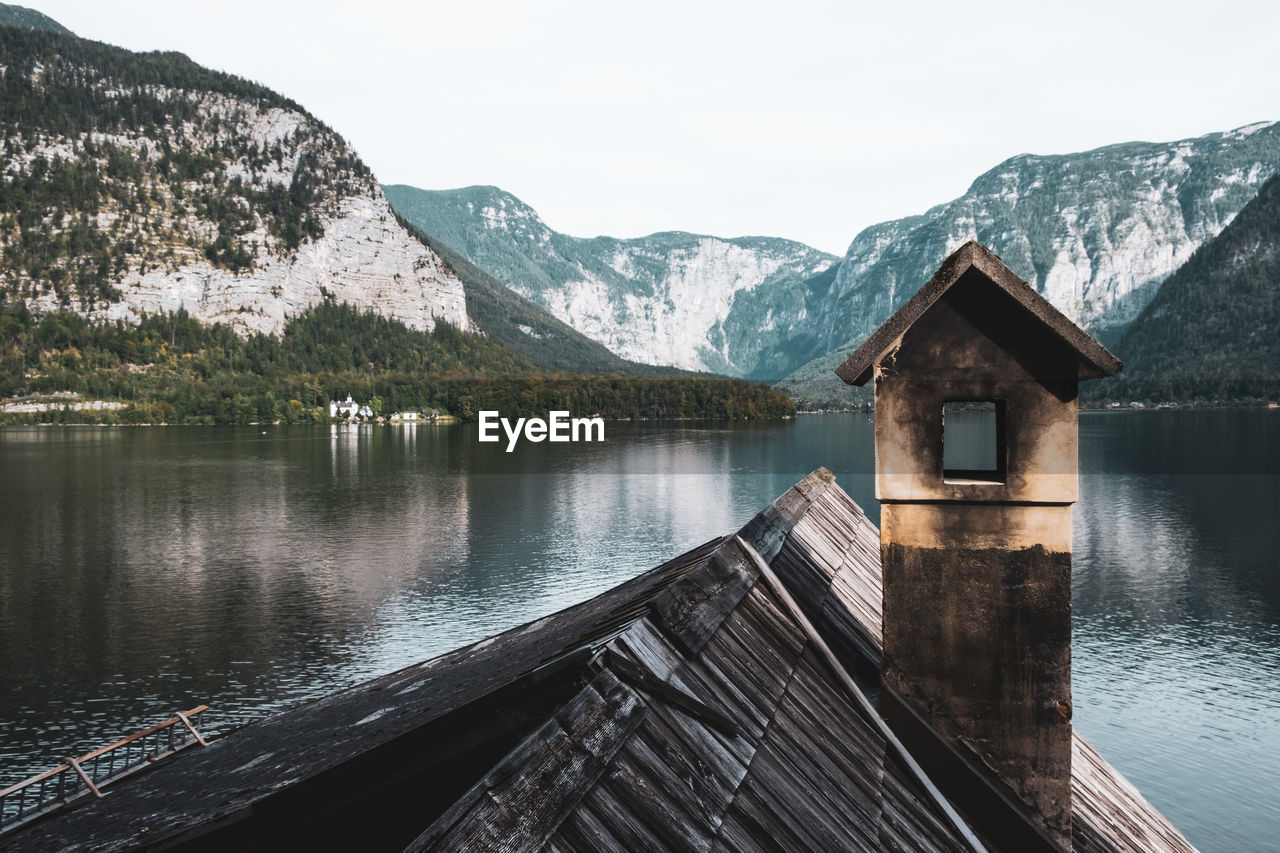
[942,400,1005,483]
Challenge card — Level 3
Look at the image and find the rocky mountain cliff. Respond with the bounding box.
[400,218,686,376]
[0,25,472,337]
[385,184,836,377]
[9,13,1275,396]
[391,124,1280,389]
[1097,171,1280,402]
[832,122,1280,339]
[779,122,1280,406]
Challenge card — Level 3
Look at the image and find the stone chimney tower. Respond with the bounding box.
[835,242,1121,851]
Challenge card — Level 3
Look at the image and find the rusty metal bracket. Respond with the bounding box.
[173,709,208,747]
[64,757,102,798]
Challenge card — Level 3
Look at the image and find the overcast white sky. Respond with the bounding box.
[30,1,1280,254]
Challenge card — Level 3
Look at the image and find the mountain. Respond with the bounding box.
[0,3,69,34]
[389,124,1280,387]
[398,218,684,375]
[779,122,1280,407]
[10,20,1274,401]
[0,23,704,378]
[0,25,473,337]
[1097,172,1280,402]
[385,184,837,378]
[0,23,669,378]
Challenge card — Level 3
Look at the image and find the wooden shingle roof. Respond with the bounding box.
[834,241,1123,386]
[408,529,977,852]
[8,472,1195,852]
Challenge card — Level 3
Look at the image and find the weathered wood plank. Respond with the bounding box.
[725,584,808,659]
[764,695,883,822]
[604,738,717,848]
[577,782,671,850]
[612,619,756,768]
[737,468,832,563]
[720,779,832,852]
[769,537,831,616]
[610,618,686,681]
[792,467,836,500]
[749,734,882,850]
[703,618,795,710]
[789,512,848,576]
[551,800,625,852]
[819,592,883,670]
[651,538,758,656]
[880,754,975,853]
[677,643,778,738]
[604,651,741,737]
[781,657,885,772]
[710,812,773,853]
[407,670,647,852]
[635,705,750,815]
[1071,732,1198,853]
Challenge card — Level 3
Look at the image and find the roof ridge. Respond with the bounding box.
[739,467,835,563]
[736,536,988,852]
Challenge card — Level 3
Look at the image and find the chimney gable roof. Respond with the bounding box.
[834,241,1122,386]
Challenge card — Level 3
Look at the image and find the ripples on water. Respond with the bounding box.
[0,411,1276,851]
[1074,412,1280,851]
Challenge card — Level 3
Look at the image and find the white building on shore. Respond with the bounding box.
[329,395,359,419]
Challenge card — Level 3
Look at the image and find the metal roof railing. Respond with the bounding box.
[0,704,209,836]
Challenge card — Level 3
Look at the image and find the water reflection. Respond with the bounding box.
[0,419,865,781]
[1073,411,1280,850]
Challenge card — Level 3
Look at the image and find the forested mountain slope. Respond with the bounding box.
[0,25,470,335]
[0,3,68,34]
[1099,172,1280,402]
[779,123,1280,407]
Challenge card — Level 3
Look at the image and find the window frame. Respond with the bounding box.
[941,399,1007,484]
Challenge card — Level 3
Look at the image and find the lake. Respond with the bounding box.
[1,411,1277,851]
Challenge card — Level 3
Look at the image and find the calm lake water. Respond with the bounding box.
[1,411,1277,850]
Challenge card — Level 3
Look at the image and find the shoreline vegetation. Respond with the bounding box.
[783,372,1280,413]
[0,301,795,426]
[790,400,1280,414]
[3,301,1270,427]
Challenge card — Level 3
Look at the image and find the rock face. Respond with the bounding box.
[825,121,1280,347]
[385,185,835,377]
[93,191,471,337]
[1,28,471,336]
[778,121,1280,405]
[390,123,1280,382]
